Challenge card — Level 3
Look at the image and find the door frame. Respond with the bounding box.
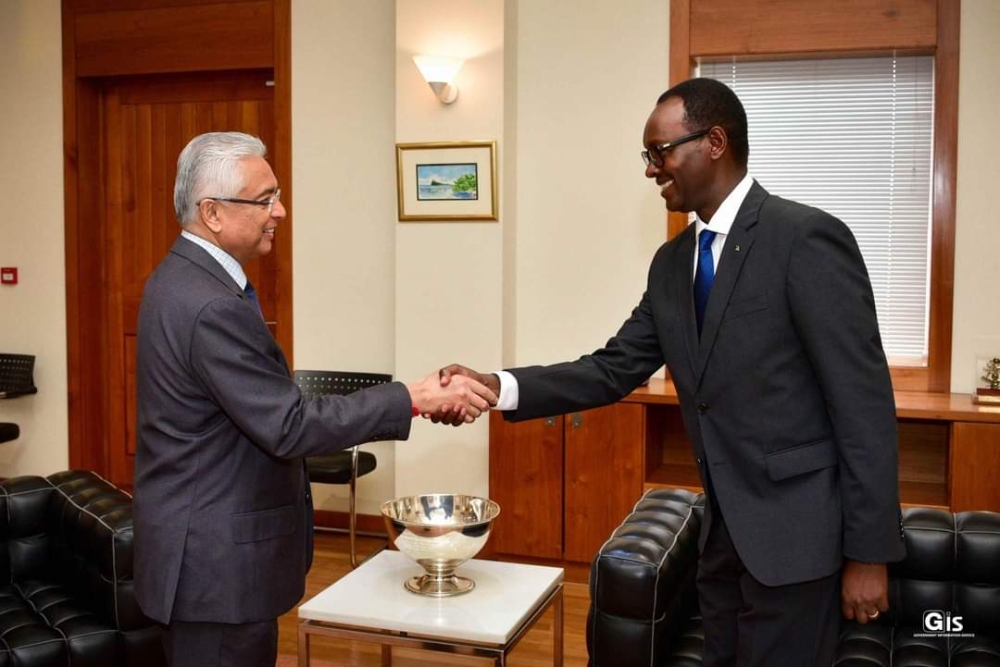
[61,0,293,478]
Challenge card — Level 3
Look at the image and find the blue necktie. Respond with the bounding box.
[244,281,264,319]
[694,230,717,335]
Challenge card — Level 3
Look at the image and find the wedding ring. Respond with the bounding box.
[869,610,880,620]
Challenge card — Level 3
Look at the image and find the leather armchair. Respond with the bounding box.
[0,470,164,667]
[588,488,1000,667]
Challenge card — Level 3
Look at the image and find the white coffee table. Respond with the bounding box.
[297,550,564,666]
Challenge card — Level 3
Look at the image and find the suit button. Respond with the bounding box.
[698,403,709,414]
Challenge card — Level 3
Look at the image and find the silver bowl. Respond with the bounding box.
[380,493,501,597]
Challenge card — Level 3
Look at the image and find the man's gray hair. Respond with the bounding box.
[174,132,267,226]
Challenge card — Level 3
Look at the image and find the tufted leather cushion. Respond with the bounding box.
[588,491,1000,667]
[0,471,165,667]
[834,507,1000,667]
[588,488,705,667]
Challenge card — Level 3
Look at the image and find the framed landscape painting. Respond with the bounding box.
[396,141,498,221]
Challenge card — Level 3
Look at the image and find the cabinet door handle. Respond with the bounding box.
[544,417,557,426]
[571,413,583,429]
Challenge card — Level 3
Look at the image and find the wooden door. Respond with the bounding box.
[488,412,564,559]
[102,70,279,487]
[563,403,645,562]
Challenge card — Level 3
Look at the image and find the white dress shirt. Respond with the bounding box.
[494,174,755,411]
[181,230,248,290]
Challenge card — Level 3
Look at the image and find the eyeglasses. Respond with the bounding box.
[640,130,710,167]
[202,188,282,215]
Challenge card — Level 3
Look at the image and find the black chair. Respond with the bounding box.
[0,353,38,399]
[0,422,18,444]
[293,370,392,568]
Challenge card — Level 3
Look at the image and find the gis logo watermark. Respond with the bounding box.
[924,610,963,633]
[916,610,973,638]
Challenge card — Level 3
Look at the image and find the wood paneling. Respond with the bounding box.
[894,391,1000,424]
[99,72,277,487]
[64,0,293,483]
[563,404,645,563]
[897,420,949,485]
[950,422,1000,512]
[897,419,948,506]
[64,80,108,473]
[669,0,693,88]
[924,0,959,393]
[690,0,936,57]
[631,381,1000,510]
[491,376,1000,557]
[75,2,274,77]
[489,412,564,559]
[71,0,263,12]
[645,400,699,490]
[667,0,694,240]
[488,404,647,564]
[272,0,294,367]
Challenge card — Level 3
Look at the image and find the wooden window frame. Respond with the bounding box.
[668,0,958,393]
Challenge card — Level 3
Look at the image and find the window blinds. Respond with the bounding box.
[700,56,935,364]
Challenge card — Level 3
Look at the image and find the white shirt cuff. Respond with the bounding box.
[494,370,519,411]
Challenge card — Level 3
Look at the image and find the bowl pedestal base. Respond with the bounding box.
[405,573,475,597]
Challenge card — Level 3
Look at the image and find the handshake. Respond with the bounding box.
[406,364,498,425]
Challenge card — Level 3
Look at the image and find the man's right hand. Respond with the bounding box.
[428,364,501,426]
[406,371,497,424]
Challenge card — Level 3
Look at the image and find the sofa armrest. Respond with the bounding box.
[0,475,56,583]
[45,470,151,632]
[587,488,704,667]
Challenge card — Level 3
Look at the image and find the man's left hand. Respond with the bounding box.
[842,560,888,624]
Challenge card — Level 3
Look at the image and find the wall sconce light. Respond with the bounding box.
[412,55,464,104]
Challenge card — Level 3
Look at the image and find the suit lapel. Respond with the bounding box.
[172,235,245,297]
[694,182,768,386]
[171,236,288,369]
[672,225,700,376]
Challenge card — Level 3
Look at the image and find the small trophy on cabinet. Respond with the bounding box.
[975,357,1000,405]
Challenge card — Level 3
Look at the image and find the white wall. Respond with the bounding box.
[950,0,1000,393]
[291,0,398,514]
[0,0,68,476]
[393,0,505,499]
[508,0,670,367]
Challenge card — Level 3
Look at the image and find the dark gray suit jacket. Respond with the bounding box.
[134,236,412,624]
[506,182,906,586]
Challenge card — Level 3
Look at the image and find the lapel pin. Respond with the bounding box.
[735,244,741,252]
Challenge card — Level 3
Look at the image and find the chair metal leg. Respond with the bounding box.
[349,446,359,568]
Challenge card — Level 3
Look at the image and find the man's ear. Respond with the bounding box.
[199,199,223,234]
[707,126,729,162]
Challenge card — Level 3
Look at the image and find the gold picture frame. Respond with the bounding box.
[396,141,498,221]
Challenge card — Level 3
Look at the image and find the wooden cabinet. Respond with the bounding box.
[488,413,563,559]
[488,403,644,563]
[949,422,1000,512]
[489,380,1000,562]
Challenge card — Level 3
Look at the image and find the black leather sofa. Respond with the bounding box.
[0,470,165,667]
[587,488,1000,667]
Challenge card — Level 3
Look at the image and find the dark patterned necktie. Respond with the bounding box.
[694,230,717,335]
[244,280,264,319]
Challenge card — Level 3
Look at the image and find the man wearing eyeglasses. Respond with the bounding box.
[437,78,905,667]
[133,132,497,667]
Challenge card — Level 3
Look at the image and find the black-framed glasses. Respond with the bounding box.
[640,130,710,167]
[202,187,282,215]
